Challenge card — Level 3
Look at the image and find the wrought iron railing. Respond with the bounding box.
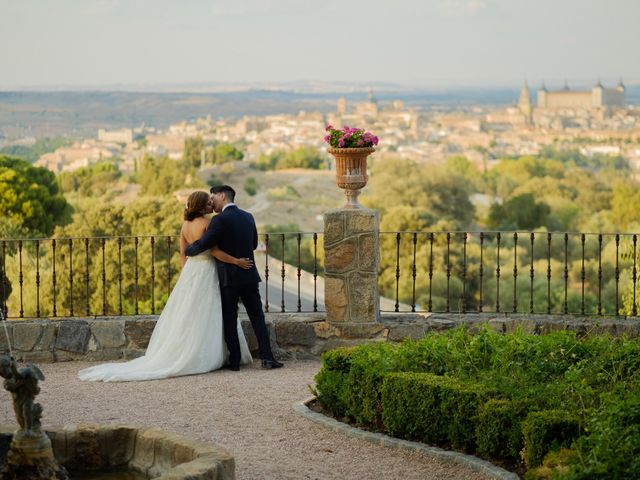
[380,231,639,316]
[3,230,638,320]
[0,233,324,319]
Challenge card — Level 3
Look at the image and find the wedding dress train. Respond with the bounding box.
[78,252,252,382]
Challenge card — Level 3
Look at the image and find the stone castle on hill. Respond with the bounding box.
[517,79,626,125]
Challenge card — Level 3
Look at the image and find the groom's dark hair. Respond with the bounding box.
[210,184,236,202]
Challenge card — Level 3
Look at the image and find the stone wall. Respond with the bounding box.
[2,313,639,364]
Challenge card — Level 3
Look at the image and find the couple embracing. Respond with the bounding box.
[79,185,282,382]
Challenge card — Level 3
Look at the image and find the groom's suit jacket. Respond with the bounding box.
[184,205,261,288]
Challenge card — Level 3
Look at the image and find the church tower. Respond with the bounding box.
[592,79,604,107]
[537,81,548,108]
[518,80,532,124]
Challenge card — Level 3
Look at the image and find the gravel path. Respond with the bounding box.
[0,360,492,480]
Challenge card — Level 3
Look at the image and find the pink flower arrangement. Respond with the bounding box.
[324,125,379,148]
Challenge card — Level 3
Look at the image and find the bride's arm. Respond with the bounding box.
[179,225,188,267]
[211,247,253,270]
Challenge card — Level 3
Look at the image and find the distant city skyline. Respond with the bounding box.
[1,0,639,90]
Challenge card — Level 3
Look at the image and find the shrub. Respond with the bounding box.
[522,410,581,468]
[476,398,533,461]
[244,177,257,196]
[382,372,449,444]
[562,392,640,479]
[382,372,491,451]
[344,343,398,426]
[313,348,356,418]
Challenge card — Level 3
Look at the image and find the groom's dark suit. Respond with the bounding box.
[185,205,274,368]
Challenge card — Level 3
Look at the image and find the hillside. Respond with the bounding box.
[199,163,344,232]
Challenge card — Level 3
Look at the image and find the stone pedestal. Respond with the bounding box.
[1,430,68,479]
[324,208,380,330]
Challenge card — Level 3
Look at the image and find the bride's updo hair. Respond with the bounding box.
[184,191,209,221]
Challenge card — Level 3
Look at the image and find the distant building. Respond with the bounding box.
[518,81,533,124]
[97,128,133,144]
[536,79,625,110]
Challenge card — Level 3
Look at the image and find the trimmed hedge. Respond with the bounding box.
[312,347,355,418]
[476,398,534,461]
[382,372,492,451]
[522,410,581,468]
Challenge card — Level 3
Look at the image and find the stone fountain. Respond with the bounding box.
[0,291,68,480]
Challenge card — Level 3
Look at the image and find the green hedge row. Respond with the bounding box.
[313,327,640,479]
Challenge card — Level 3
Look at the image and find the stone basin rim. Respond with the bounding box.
[0,423,235,480]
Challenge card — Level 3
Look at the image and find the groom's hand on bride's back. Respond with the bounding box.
[236,258,253,270]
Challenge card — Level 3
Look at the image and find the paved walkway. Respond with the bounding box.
[0,360,493,480]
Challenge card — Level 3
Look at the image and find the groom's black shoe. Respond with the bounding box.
[222,364,240,372]
[261,359,284,369]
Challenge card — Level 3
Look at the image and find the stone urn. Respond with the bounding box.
[327,147,375,209]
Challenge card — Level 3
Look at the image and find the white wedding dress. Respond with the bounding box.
[78,252,252,382]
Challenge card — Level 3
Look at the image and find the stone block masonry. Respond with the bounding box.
[323,208,380,327]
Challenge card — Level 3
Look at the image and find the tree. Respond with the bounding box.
[138,155,203,196]
[183,136,204,167]
[487,193,550,230]
[58,161,122,197]
[610,182,640,229]
[252,147,326,171]
[0,155,71,237]
[244,177,257,196]
[362,157,474,229]
[206,143,244,165]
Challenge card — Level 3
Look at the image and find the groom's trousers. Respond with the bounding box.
[220,283,274,367]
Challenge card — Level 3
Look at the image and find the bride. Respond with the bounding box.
[78,191,253,382]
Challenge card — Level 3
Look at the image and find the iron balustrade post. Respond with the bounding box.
[52,239,57,317]
[563,233,569,315]
[0,241,6,317]
[547,233,552,314]
[280,234,285,313]
[581,234,586,315]
[394,232,400,313]
[530,233,535,314]
[85,237,90,316]
[446,232,451,313]
[313,233,318,313]
[633,234,637,316]
[297,233,302,313]
[597,234,602,315]
[513,233,518,313]
[264,234,269,313]
[411,232,417,312]
[615,234,620,316]
[134,237,139,315]
[428,232,434,313]
[0,241,5,317]
[68,238,73,317]
[35,240,41,318]
[496,233,501,313]
[479,232,484,312]
[118,237,123,316]
[18,240,23,318]
[462,232,467,313]
[101,238,106,316]
[151,236,156,315]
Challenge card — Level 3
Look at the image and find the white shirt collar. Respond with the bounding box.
[222,203,236,211]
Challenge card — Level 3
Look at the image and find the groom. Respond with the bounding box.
[185,185,283,371]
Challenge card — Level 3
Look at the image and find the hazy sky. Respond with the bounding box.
[1,0,638,89]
